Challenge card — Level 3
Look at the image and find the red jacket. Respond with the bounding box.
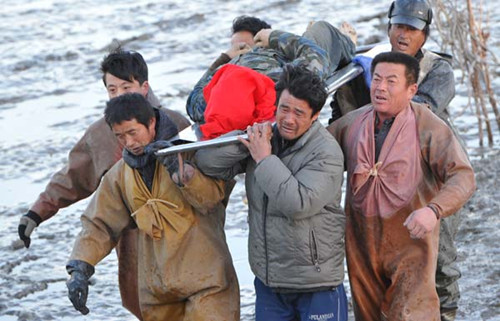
[201,64,276,139]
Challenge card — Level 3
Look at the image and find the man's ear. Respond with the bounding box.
[408,83,418,98]
[148,115,156,131]
[141,80,150,96]
[312,111,320,122]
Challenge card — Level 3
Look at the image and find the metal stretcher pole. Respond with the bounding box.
[155,62,367,156]
[156,132,249,156]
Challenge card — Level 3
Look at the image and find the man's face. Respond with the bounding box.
[276,89,318,140]
[231,30,255,47]
[104,73,149,99]
[370,62,417,120]
[112,118,156,156]
[389,24,426,57]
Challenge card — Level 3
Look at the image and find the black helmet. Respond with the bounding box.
[388,0,433,30]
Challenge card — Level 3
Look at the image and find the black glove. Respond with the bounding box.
[329,100,343,124]
[162,154,196,188]
[18,210,42,248]
[161,154,181,175]
[144,140,174,155]
[145,140,180,174]
[66,260,95,315]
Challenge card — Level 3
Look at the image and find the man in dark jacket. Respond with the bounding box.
[17,48,190,320]
[331,0,455,125]
[200,15,272,76]
[196,65,347,321]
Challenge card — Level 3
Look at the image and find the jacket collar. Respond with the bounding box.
[271,121,321,158]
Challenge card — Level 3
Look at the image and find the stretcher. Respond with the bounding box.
[156,43,392,156]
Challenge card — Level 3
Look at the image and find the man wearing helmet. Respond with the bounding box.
[331,0,456,127]
[387,0,456,124]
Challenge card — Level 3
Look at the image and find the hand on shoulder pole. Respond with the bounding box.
[145,140,194,186]
[161,153,195,186]
[238,122,273,163]
[18,210,42,248]
[144,140,175,155]
[66,260,95,315]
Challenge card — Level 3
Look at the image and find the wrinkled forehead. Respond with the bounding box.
[373,62,407,77]
[278,90,313,113]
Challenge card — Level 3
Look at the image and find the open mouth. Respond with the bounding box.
[281,125,294,132]
[397,40,409,50]
[374,94,388,103]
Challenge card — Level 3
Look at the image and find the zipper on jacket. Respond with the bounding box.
[310,229,321,272]
[263,194,270,284]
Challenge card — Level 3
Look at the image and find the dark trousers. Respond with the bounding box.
[254,277,348,321]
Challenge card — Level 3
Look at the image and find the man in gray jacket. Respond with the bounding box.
[196,64,347,321]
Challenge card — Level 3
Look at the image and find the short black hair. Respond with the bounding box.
[101,48,148,86]
[104,93,155,128]
[232,16,271,36]
[370,52,420,86]
[275,64,327,115]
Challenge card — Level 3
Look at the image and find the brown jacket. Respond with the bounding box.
[30,92,190,319]
[327,102,475,320]
[70,159,239,320]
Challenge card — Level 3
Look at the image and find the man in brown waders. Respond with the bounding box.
[66,93,239,320]
[328,52,475,321]
[18,49,191,319]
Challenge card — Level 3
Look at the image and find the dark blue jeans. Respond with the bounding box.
[254,278,348,321]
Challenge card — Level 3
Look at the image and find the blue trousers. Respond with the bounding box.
[254,278,348,321]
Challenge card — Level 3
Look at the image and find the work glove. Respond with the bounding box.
[18,210,42,248]
[352,55,373,88]
[145,140,193,185]
[145,140,181,175]
[66,260,95,315]
[161,153,182,176]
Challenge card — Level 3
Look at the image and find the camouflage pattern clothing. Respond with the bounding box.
[302,21,355,76]
[186,30,330,123]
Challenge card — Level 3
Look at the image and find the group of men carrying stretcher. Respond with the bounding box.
[17,0,475,320]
